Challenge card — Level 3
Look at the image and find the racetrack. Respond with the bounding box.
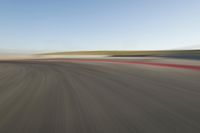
[0,60,200,133]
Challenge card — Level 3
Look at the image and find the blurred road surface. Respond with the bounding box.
[0,60,200,133]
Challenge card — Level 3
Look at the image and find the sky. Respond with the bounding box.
[0,0,200,52]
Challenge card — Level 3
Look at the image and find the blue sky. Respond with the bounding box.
[0,0,200,52]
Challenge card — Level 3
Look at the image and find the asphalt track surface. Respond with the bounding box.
[0,60,200,133]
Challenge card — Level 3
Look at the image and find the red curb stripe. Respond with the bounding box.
[64,59,200,71]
